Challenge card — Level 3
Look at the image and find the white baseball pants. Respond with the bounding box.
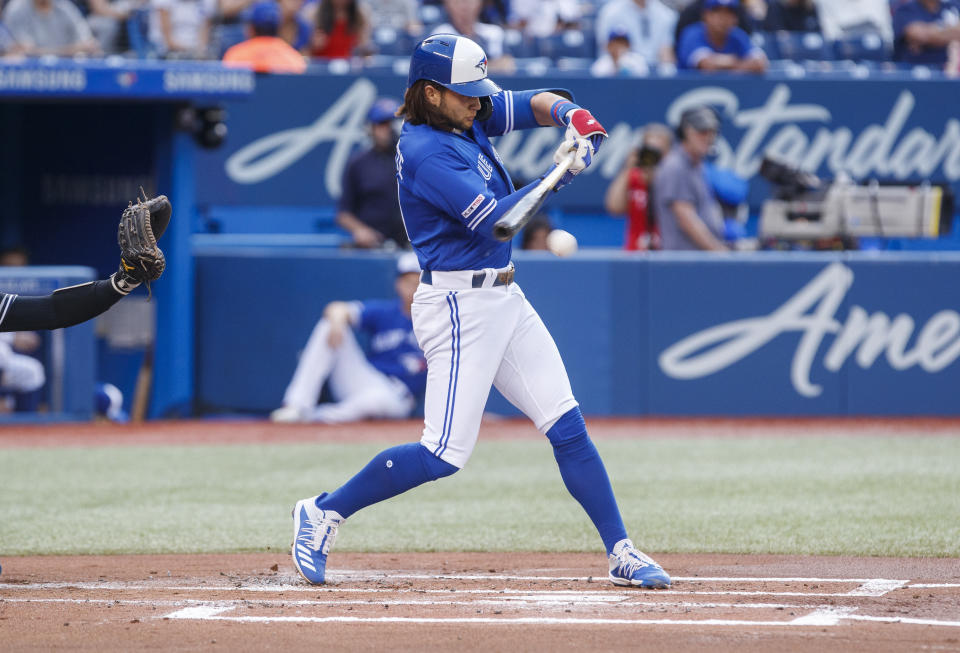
[281,319,414,423]
[411,275,578,468]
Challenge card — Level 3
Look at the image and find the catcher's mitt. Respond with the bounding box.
[117,194,172,285]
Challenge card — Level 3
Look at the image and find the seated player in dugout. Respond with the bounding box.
[336,98,410,249]
[290,34,672,590]
[270,252,426,424]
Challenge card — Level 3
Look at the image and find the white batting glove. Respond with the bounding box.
[552,138,594,190]
[553,138,594,174]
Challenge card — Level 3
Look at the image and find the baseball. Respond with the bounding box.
[546,229,578,257]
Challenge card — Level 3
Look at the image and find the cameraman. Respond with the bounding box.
[604,123,673,251]
[653,105,729,251]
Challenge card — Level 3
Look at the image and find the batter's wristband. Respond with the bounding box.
[550,99,581,127]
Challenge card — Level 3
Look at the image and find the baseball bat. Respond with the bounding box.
[492,150,577,242]
[130,343,154,423]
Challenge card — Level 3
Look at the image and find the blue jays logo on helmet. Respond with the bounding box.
[406,34,501,98]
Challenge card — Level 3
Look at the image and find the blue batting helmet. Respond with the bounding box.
[406,34,501,97]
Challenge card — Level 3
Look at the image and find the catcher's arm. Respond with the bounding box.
[0,194,173,332]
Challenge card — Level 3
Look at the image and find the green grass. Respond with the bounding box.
[1,436,958,557]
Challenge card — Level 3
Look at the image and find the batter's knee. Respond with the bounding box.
[545,406,587,446]
[417,443,460,480]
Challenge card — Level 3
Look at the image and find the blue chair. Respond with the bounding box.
[751,31,780,60]
[774,30,832,61]
[833,33,891,62]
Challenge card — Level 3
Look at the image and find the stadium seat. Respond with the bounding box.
[125,9,153,59]
[833,32,891,62]
[751,31,780,60]
[372,27,415,56]
[774,30,832,61]
[536,30,593,59]
[503,28,538,58]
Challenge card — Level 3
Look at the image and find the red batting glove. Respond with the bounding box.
[565,109,608,153]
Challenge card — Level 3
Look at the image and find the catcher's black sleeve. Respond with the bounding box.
[0,280,124,332]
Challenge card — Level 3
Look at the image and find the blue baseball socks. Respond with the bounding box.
[546,407,629,554]
[316,442,457,518]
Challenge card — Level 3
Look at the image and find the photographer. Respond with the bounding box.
[604,123,673,251]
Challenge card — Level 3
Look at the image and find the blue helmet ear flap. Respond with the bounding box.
[476,96,493,121]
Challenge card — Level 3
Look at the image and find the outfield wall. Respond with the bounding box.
[195,249,960,417]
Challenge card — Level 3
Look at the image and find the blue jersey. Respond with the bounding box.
[396,89,544,272]
[677,22,760,70]
[893,0,960,65]
[356,298,427,395]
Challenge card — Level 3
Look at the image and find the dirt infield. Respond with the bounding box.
[2,418,959,650]
[2,552,959,652]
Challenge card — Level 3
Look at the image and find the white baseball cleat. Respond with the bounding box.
[291,493,343,585]
[608,539,671,588]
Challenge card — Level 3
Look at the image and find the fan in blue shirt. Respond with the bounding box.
[893,0,960,66]
[676,0,767,72]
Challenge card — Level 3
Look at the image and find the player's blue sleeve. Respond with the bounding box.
[415,153,550,241]
[357,300,388,332]
[892,5,919,38]
[478,88,575,137]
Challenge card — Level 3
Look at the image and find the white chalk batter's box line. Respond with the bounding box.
[0,576,919,598]
[4,575,959,629]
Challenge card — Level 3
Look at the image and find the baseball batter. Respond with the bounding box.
[292,34,670,589]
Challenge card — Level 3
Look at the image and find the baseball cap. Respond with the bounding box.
[248,1,280,30]
[607,28,630,43]
[397,252,421,275]
[680,105,720,133]
[367,97,400,124]
[704,0,739,9]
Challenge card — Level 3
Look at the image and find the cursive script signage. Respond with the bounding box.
[659,262,960,398]
[201,73,960,210]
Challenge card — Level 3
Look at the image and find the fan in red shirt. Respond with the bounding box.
[310,0,369,58]
[604,123,673,251]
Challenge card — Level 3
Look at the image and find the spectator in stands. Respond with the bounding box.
[1,0,101,56]
[510,0,579,38]
[605,123,673,250]
[310,0,370,58]
[270,253,426,424]
[653,106,729,251]
[591,27,650,76]
[277,0,312,50]
[673,0,753,49]
[762,0,819,32]
[814,0,892,44]
[595,0,677,67]
[77,0,136,54]
[148,0,216,57]
[0,21,23,54]
[433,0,515,72]
[209,0,254,56]
[677,0,768,72]
[223,0,307,71]
[337,98,409,248]
[365,0,422,36]
[893,0,960,67]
